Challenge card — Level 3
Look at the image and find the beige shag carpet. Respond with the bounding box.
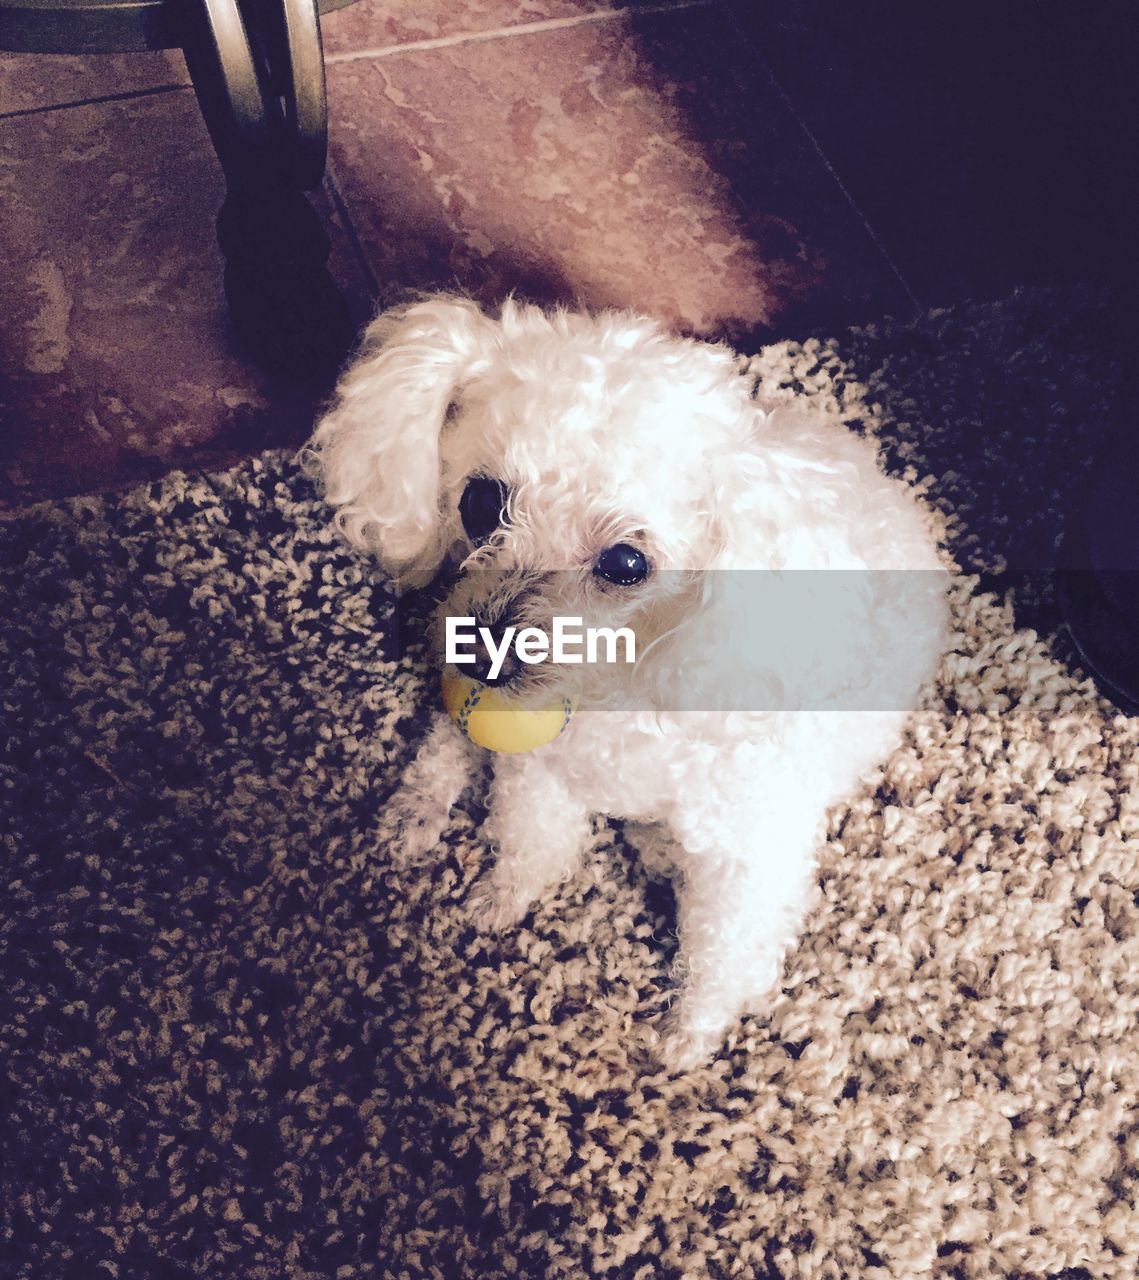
[2,288,1135,1278]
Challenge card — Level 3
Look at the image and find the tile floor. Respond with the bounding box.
[0,1,1125,509]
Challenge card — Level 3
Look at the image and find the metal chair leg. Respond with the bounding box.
[179,0,354,380]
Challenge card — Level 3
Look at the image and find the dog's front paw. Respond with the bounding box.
[467,873,532,933]
[381,793,450,866]
[653,1008,726,1073]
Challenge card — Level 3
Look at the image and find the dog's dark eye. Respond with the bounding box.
[594,543,650,586]
[459,475,509,543]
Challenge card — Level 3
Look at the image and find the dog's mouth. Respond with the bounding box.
[451,621,526,689]
[429,563,684,709]
[433,568,561,701]
[434,564,635,707]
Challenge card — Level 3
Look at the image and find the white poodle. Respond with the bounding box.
[305,294,947,1070]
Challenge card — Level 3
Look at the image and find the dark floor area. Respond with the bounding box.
[736,1,1137,309]
[1,1,1133,504]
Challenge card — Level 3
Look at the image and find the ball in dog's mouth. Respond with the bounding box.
[441,670,577,754]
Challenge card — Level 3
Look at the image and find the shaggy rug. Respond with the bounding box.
[2,289,1135,1280]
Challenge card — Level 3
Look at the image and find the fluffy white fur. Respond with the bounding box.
[305,295,948,1070]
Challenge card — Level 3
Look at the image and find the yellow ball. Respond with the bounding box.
[441,670,576,754]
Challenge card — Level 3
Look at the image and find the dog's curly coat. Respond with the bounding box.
[306,295,947,1069]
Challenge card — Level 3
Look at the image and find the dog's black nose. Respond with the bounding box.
[469,619,520,686]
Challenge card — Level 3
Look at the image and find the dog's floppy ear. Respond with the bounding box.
[305,295,495,583]
[684,403,945,712]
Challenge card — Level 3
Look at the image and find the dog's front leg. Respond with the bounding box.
[381,712,479,865]
[468,753,592,932]
[658,811,821,1071]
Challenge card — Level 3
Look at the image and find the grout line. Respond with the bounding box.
[725,11,923,315]
[0,81,191,123]
[323,159,382,307]
[0,3,715,119]
[325,0,718,65]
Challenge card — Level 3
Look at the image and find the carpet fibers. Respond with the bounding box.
[2,289,1136,1279]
